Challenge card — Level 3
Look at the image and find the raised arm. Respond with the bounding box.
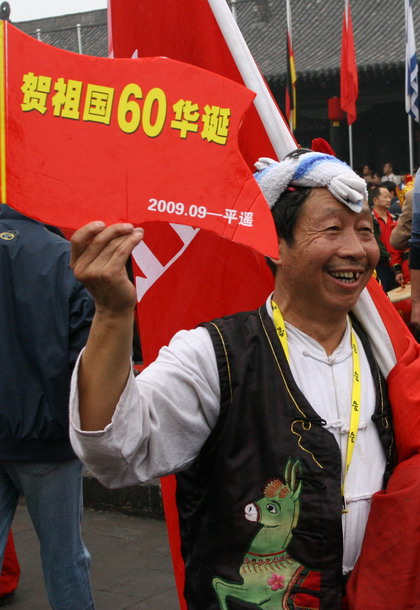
[70,221,144,431]
[390,190,412,251]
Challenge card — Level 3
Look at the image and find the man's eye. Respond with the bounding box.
[326,226,340,231]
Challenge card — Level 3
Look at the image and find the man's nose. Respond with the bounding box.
[338,229,366,258]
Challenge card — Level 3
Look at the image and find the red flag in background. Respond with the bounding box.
[108,0,295,166]
[340,0,358,125]
[108,1,296,606]
[285,0,297,131]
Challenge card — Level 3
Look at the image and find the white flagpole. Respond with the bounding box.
[349,124,353,169]
[405,0,418,175]
[210,0,296,159]
[408,114,414,175]
[286,0,293,133]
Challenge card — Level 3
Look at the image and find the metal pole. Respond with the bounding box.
[76,24,83,54]
[35,28,41,41]
[408,114,414,175]
[209,0,296,159]
[348,124,353,168]
[286,0,294,134]
[230,0,237,21]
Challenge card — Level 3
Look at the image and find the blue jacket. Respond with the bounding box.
[0,205,94,461]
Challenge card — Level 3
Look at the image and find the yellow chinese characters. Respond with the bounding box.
[20,72,231,144]
[83,84,114,125]
[171,99,231,144]
[202,105,231,145]
[21,72,52,114]
[52,78,83,119]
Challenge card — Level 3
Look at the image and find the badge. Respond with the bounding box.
[0,230,18,240]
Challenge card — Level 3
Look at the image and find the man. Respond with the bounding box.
[390,188,413,252]
[0,204,95,609]
[409,170,420,332]
[381,161,401,186]
[381,180,401,217]
[371,185,406,290]
[69,150,413,608]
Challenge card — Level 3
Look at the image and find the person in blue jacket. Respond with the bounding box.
[0,204,95,609]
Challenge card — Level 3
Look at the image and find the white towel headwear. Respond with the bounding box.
[254,151,367,213]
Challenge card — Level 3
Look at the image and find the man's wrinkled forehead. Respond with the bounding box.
[297,189,371,227]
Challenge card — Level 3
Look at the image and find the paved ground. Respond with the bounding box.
[8,503,179,609]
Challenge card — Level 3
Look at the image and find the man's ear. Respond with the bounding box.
[267,237,282,268]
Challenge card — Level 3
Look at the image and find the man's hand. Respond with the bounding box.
[70,221,144,315]
[394,272,405,288]
[70,222,144,431]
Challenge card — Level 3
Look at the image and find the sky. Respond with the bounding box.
[9,1,107,23]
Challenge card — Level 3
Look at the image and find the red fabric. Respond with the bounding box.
[340,1,358,125]
[348,280,420,608]
[0,531,20,596]
[366,277,414,362]
[108,2,280,606]
[292,570,321,608]
[311,138,336,156]
[108,0,292,169]
[347,457,420,609]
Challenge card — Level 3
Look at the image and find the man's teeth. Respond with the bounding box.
[330,271,361,283]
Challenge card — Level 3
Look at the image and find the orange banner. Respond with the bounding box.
[0,22,278,257]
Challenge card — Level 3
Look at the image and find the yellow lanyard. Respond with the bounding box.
[271,300,361,513]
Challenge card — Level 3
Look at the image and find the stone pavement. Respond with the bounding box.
[8,502,179,609]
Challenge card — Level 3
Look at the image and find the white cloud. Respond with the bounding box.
[9,1,107,23]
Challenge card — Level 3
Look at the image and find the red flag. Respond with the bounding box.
[0,531,20,596]
[0,22,277,256]
[340,0,358,125]
[108,1,295,605]
[108,0,295,166]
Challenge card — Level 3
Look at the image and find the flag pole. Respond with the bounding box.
[210,0,296,159]
[348,123,353,168]
[408,114,414,175]
[405,0,419,175]
[285,0,294,133]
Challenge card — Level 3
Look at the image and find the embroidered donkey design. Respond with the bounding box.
[212,458,305,609]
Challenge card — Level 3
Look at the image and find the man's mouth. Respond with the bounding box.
[329,271,362,283]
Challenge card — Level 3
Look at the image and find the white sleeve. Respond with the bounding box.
[69,326,220,488]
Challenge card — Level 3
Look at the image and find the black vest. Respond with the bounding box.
[175,305,394,609]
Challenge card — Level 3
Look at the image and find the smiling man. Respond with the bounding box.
[68,149,416,609]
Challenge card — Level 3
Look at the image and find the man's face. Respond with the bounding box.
[277,188,379,319]
[383,163,392,175]
[373,187,392,211]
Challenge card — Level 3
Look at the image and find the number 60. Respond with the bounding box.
[117,84,167,137]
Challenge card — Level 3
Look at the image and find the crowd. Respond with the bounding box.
[358,162,416,303]
[1,150,420,609]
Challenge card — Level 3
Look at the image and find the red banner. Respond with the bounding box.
[0,21,278,257]
[107,2,280,606]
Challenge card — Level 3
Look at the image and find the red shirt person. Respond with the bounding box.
[371,186,408,289]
